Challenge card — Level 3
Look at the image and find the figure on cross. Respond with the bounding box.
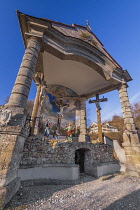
[89,94,108,143]
[52,97,69,133]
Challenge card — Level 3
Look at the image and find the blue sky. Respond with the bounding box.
[1,0,140,124]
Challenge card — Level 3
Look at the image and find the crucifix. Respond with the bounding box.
[52,98,69,133]
[89,94,108,143]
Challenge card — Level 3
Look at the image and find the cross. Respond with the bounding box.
[89,94,108,143]
[52,98,69,133]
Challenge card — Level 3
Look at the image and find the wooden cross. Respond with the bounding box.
[52,98,69,133]
[89,94,108,143]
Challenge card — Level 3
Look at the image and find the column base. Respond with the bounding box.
[122,130,140,146]
[0,177,20,210]
[78,134,86,142]
[1,105,27,127]
[0,126,28,209]
[123,144,140,177]
[34,127,39,135]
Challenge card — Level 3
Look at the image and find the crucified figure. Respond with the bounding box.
[52,98,69,133]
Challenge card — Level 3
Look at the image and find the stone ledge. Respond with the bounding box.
[19,163,79,169]
[0,126,29,137]
[85,162,121,178]
[18,165,79,181]
[127,155,140,164]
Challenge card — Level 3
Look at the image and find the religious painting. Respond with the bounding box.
[40,85,80,136]
[46,84,78,98]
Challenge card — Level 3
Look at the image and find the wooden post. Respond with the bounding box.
[30,84,41,134]
[89,94,107,143]
[96,108,103,143]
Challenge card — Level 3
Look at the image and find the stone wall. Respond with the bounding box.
[0,126,28,209]
[20,135,117,167]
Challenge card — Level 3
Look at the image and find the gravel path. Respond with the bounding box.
[5,174,140,210]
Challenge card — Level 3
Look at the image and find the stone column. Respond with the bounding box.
[118,81,139,145]
[30,84,41,134]
[75,110,80,131]
[0,37,42,209]
[79,99,87,142]
[7,37,42,108]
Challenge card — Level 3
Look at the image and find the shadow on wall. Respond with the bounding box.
[104,137,127,170]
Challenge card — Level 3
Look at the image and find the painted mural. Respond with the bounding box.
[46,84,78,98]
[40,85,80,136]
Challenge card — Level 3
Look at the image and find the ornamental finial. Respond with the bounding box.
[86,20,92,31]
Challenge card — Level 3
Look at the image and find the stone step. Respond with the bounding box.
[125,150,140,155]
[127,155,140,164]
[124,146,140,156]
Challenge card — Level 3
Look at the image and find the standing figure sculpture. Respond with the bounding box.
[44,119,51,138]
[52,98,69,133]
[65,122,75,141]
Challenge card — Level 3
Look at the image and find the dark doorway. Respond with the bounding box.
[75,149,85,173]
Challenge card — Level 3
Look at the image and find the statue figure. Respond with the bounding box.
[65,122,75,141]
[52,98,69,133]
[86,20,92,31]
[44,119,52,138]
[53,127,60,140]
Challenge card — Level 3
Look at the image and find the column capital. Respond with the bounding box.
[79,97,86,104]
[117,80,128,91]
[25,33,44,52]
[34,72,45,85]
[80,98,86,110]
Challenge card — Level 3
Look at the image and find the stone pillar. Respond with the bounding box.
[118,81,140,177]
[79,99,87,142]
[7,37,42,108]
[118,81,139,145]
[0,37,42,209]
[30,84,41,134]
[75,110,80,131]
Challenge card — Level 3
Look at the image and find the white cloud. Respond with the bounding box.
[101,91,140,121]
[101,106,122,121]
[130,91,140,104]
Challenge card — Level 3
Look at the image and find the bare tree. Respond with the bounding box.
[131,101,140,133]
